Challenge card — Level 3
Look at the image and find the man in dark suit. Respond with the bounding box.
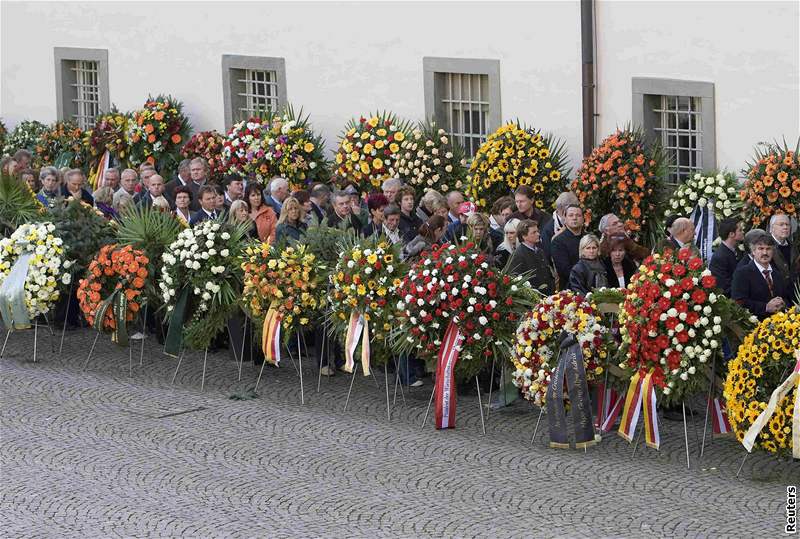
[541,191,578,260]
[550,204,583,289]
[137,174,173,209]
[189,185,222,226]
[308,183,331,227]
[709,218,743,297]
[264,176,289,217]
[732,231,790,319]
[768,213,795,284]
[165,159,199,211]
[326,190,362,233]
[222,173,244,211]
[508,219,555,295]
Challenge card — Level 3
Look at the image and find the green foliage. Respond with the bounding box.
[46,197,115,275]
[303,223,349,268]
[0,173,44,236]
[115,205,183,305]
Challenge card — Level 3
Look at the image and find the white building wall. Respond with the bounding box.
[595,0,799,173]
[1,1,798,175]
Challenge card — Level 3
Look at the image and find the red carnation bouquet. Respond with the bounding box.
[395,241,536,380]
[619,247,722,404]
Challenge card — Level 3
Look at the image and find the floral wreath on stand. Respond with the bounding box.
[571,126,666,242]
[77,244,149,345]
[127,95,191,176]
[34,120,86,169]
[394,121,468,196]
[0,222,72,329]
[394,241,536,429]
[221,107,328,189]
[333,111,412,191]
[241,241,325,365]
[466,121,570,210]
[329,234,406,375]
[159,219,248,354]
[740,140,800,226]
[2,120,47,156]
[511,290,607,406]
[724,308,799,457]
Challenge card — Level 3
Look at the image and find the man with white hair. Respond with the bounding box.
[596,212,650,261]
[768,213,795,283]
[445,190,464,224]
[655,217,697,254]
[265,176,289,216]
[102,167,120,191]
[382,178,403,205]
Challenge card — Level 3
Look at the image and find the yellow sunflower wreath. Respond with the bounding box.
[723,308,798,456]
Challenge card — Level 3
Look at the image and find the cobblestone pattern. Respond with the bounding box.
[0,328,797,538]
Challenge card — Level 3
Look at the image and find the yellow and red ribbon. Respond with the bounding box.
[344,311,370,376]
[261,306,282,366]
[618,368,660,449]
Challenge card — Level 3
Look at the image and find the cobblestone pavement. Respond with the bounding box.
[0,328,796,538]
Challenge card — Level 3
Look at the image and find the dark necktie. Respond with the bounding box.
[762,269,774,296]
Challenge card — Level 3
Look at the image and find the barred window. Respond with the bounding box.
[71,60,101,130]
[632,78,716,188]
[654,95,703,186]
[424,57,501,159]
[222,55,287,129]
[54,48,109,130]
[437,72,489,158]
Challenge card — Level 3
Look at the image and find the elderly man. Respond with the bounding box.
[445,191,464,224]
[732,231,790,319]
[326,189,362,232]
[382,205,403,245]
[61,168,94,204]
[133,166,157,204]
[114,168,138,207]
[137,174,172,209]
[102,167,120,191]
[265,176,289,216]
[656,217,696,253]
[550,204,584,289]
[768,214,795,283]
[541,191,579,259]
[709,218,744,297]
[13,149,32,170]
[597,212,650,261]
[382,178,403,205]
[189,157,208,187]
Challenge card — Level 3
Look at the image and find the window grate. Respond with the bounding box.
[237,69,278,120]
[653,95,702,186]
[70,60,100,130]
[439,72,490,158]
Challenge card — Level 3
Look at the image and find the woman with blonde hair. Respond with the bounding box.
[228,199,259,238]
[275,196,307,244]
[495,217,520,268]
[568,234,608,295]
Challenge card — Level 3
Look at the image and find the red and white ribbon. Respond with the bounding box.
[709,397,732,437]
[600,392,624,433]
[434,320,464,429]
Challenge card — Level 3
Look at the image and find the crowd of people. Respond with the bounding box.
[4,149,797,395]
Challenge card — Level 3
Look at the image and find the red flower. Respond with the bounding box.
[691,289,707,304]
[688,257,703,271]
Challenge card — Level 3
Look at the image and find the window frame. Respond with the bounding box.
[423,57,502,157]
[632,77,716,184]
[222,55,287,129]
[54,47,110,128]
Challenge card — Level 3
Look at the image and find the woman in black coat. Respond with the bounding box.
[601,235,638,289]
[568,234,608,295]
